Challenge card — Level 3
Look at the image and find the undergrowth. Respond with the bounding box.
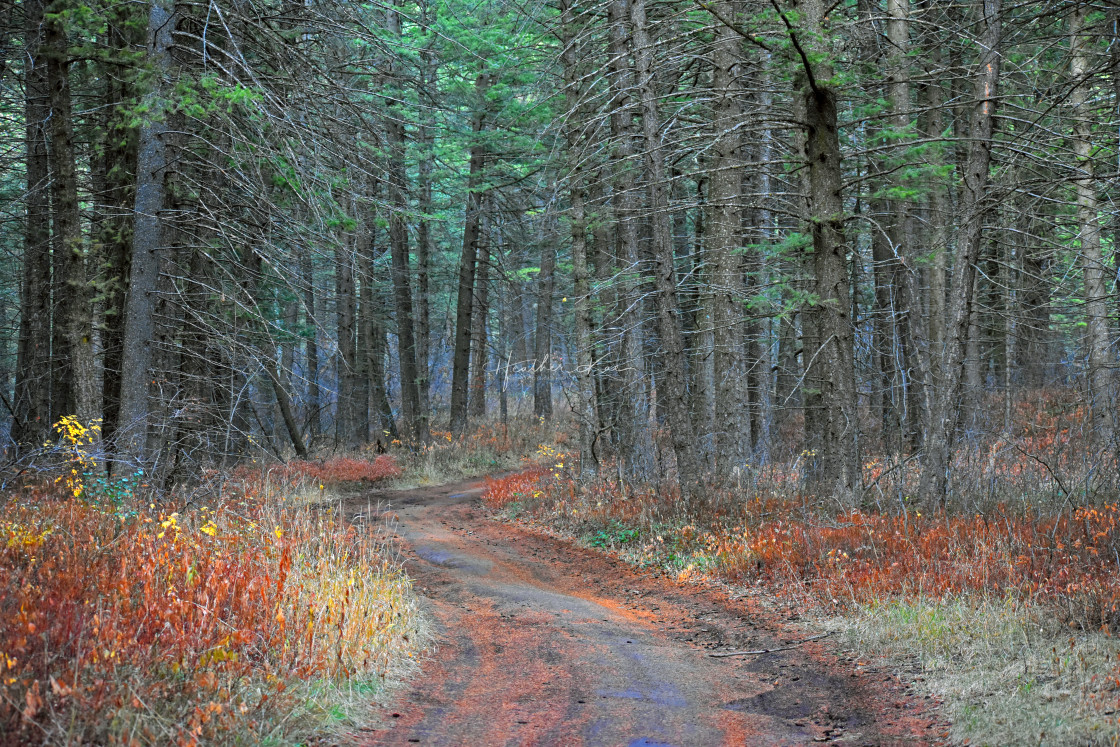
[0,421,425,746]
[273,454,402,485]
[836,596,1120,745]
[383,419,568,489]
[484,391,1120,745]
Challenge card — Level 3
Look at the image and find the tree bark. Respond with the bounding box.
[415,0,436,441]
[470,210,491,418]
[46,0,101,435]
[788,0,859,500]
[355,235,372,443]
[921,44,948,430]
[299,243,320,439]
[96,4,142,446]
[629,0,703,501]
[13,0,52,446]
[533,233,555,421]
[449,71,492,436]
[561,0,598,474]
[920,0,1002,505]
[336,230,359,447]
[707,0,750,480]
[368,244,399,442]
[385,2,424,443]
[1070,2,1115,454]
[263,357,308,459]
[743,84,772,461]
[116,0,174,467]
[886,0,925,452]
[607,0,652,474]
[803,82,859,499]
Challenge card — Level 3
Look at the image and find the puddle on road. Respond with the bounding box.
[595,685,687,708]
[414,546,457,565]
[412,545,492,575]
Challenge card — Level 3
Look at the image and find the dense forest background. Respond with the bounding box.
[2,0,1119,505]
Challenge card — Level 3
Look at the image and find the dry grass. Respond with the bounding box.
[832,596,1120,745]
[383,419,569,490]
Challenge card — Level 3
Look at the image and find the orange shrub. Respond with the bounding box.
[0,480,418,745]
[498,466,1120,632]
[484,467,550,510]
[709,502,1120,626]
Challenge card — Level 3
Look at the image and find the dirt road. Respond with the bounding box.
[351,478,941,746]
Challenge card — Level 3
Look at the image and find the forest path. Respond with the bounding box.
[348,477,940,746]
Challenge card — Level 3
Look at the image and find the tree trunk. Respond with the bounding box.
[96,4,142,446]
[1070,3,1115,454]
[368,247,399,442]
[787,0,859,500]
[355,237,373,443]
[300,243,320,439]
[449,71,492,436]
[385,3,424,443]
[336,231,358,447]
[803,82,858,499]
[921,45,948,440]
[1018,214,1052,388]
[116,0,174,467]
[588,171,617,446]
[415,0,436,441]
[561,0,598,474]
[469,212,490,419]
[920,0,1002,505]
[707,0,749,480]
[886,0,925,452]
[533,234,555,421]
[46,0,101,435]
[743,85,772,461]
[629,0,703,502]
[263,357,308,459]
[607,0,652,475]
[13,0,52,446]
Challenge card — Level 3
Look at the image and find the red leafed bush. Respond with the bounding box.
[499,462,1120,633]
[709,502,1120,628]
[0,477,419,745]
[483,467,549,510]
[277,454,402,484]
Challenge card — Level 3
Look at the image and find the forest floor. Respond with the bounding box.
[347,477,944,746]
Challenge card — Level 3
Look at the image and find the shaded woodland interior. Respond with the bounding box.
[1,0,1119,504]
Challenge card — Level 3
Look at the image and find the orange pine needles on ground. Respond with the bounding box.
[275,454,403,484]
